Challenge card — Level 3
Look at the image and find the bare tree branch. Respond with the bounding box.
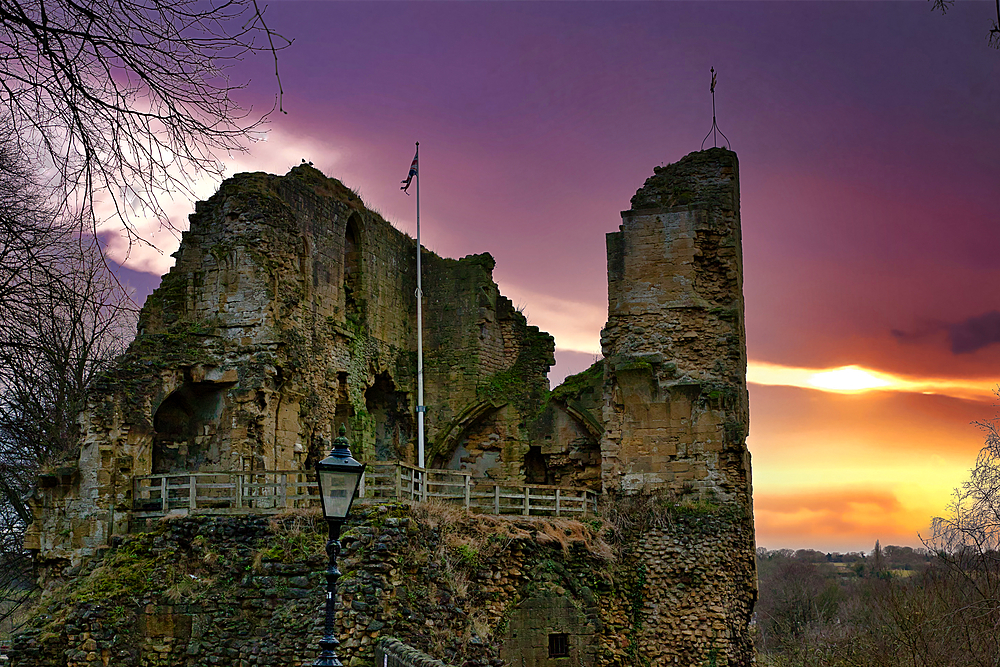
[0,125,136,629]
[0,0,290,244]
[930,0,1000,49]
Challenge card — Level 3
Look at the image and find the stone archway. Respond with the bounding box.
[152,382,228,474]
[364,372,413,461]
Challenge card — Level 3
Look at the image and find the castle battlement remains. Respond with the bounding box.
[23,148,755,666]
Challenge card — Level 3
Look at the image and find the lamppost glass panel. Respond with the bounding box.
[317,467,362,519]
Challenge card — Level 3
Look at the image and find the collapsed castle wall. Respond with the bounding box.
[24,166,557,566]
[601,149,751,501]
[23,150,756,665]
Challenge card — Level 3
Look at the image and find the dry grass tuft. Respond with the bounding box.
[411,500,614,561]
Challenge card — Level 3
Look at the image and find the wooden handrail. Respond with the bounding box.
[131,463,598,518]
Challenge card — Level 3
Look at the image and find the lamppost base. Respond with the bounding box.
[313,651,344,667]
[314,634,343,666]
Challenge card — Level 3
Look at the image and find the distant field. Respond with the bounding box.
[825,562,919,578]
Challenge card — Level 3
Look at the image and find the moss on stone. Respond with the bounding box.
[631,148,738,212]
[549,360,604,404]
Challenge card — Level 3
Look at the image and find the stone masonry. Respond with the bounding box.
[602,148,751,502]
[21,148,756,665]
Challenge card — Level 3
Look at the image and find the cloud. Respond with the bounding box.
[753,486,931,552]
[890,320,945,344]
[95,125,346,277]
[756,488,903,515]
[948,311,1000,354]
[892,311,1000,355]
[493,282,604,355]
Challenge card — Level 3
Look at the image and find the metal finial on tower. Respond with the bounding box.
[701,66,731,151]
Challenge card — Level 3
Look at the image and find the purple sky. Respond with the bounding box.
[116,1,1000,552]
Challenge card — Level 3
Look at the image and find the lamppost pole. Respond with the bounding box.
[313,426,365,667]
[315,519,344,667]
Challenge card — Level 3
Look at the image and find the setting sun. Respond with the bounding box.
[808,366,892,392]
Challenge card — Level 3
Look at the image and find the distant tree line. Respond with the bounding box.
[756,414,1000,667]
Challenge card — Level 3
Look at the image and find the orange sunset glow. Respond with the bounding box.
[746,373,994,552]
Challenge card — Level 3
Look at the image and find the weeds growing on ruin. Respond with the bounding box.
[254,508,328,568]
[597,488,744,544]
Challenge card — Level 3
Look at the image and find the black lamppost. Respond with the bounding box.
[313,425,366,667]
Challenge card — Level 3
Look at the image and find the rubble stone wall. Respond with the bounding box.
[12,503,754,667]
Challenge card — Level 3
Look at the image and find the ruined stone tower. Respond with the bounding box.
[597,148,756,665]
[601,148,751,501]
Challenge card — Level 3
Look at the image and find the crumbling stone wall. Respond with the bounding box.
[12,501,753,667]
[601,148,751,502]
[25,166,557,568]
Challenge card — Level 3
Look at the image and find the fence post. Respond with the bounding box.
[161,477,168,513]
[421,468,428,503]
[359,470,366,499]
[464,475,470,510]
[555,488,561,517]
[234,472,243,510]
[395,465,402,501]
[189,475,197,510]
[494,484,500,514]
[280,473,288,509]
[523,487,530,516]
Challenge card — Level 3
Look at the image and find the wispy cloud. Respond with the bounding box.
[753,486,929,552]
[494,283,604,355]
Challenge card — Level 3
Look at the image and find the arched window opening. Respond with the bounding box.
[344,214,362,316]
[364,373,412,462]
[152,383,228,474]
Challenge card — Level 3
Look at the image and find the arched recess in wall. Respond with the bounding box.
[429,399,504,475]
[364,373,413,461]
[532,400,603,489]
[151,382,231,474]
[343,213,363,318]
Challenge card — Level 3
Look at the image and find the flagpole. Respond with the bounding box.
[414,142,425,470]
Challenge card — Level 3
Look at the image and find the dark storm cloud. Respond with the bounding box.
[948,311,1000,354]
[892,312,1000,355]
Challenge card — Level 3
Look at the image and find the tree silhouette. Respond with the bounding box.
[0,0,289,243]
[931,0,1000,48]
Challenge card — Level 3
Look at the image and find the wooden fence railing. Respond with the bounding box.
[132,471,318,518]
[362,462,598,516]
[132,463,598,518]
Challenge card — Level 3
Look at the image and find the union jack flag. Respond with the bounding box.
[401,149,418,194]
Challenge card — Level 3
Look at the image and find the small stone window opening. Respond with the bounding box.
[548,633,569,658]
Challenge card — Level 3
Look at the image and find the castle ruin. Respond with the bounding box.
[23,148,755,666]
